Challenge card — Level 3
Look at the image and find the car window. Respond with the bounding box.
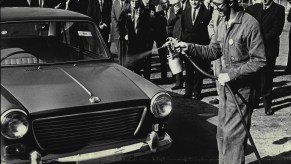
[0,21,109,66]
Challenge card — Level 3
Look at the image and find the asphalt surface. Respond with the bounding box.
[111,14,291,164]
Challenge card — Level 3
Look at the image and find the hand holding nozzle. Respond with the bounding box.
[162,37,189,55]
[173,41,189,54]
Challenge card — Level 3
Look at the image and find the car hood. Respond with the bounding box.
[1,63,150,114]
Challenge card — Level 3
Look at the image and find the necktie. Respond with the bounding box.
[192,9,196,25]
[134,9,138,34]
[165,10,168,19]
[100,0,103,12]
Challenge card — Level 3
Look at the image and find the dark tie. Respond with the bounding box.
[192,9,196,24]
[100,0,103,12]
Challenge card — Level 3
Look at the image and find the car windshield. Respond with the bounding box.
[0,21,109,67]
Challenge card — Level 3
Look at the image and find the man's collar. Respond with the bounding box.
[222,11,243,25]
[192,6,200,11]
[263,1,274,10]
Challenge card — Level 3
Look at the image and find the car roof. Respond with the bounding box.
[1,7,93,22]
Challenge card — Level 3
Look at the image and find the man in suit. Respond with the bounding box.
[111,0,128,65]
[117,0,152,79]
[87,0,113,48]
[168,0,191,90]
[153,0,172,81]
[181,0,212,99]
[246,0,285,115]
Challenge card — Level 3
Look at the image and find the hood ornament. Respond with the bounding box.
[89,96,101,104]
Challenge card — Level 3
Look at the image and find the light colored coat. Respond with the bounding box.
[110,0,124,41]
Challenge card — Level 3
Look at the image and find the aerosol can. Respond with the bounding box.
[163,37,182,75]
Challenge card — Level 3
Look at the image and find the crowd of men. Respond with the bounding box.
[1,0,291,163]
[1,0,290,106]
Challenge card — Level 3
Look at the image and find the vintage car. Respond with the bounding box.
[1,7,172,164]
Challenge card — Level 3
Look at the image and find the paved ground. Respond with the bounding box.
[111,14,291,164]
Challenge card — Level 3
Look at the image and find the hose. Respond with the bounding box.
[183,54,263,164]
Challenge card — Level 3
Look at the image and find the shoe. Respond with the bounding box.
[182,93,192,98]
[172,85,183,90]
[209,98,219,104]
[265,109,274,115]
[193,95,202,100]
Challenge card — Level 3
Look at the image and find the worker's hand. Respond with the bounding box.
[174,41,188,54]
[125,35,128,40]
[218,73,230,86]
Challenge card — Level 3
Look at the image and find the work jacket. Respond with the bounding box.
[187,11,266,80]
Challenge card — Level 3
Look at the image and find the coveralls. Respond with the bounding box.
[186,11,266,164]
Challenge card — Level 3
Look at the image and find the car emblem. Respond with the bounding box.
[89,96,101,103]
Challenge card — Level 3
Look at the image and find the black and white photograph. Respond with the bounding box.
[0,0,290,164]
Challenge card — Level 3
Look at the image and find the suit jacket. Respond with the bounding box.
[67,0,89,16]
[110,0,127,41]
[246,2,285,60]
[87,0,112,27]
[181,4,212,45]
[117,6,151,54]
[167,0,191,39]
[181,4,212,69]
[153,8,169,41]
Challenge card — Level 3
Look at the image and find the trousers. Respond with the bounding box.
[217,79,254,164]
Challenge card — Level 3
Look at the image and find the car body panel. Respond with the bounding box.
[1,7,171,164]
[1,63,152,114]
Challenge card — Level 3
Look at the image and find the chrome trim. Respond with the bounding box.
[1,109,27,123]
[150,92,172,118]
[146,131,159,152]
[133,107,147,135]
[30,151,41,164]
[31,106,146,121]
[1,109,29,140]
[31,106,146,150]
[59,68,93,97]
[49,132,172,163]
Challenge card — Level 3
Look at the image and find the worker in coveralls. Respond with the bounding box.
[174,0,267,163]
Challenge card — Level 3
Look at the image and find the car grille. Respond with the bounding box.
[32,106,146,153]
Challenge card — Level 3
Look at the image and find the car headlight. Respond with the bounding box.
[150,92,172,118]
[1,109,29,139]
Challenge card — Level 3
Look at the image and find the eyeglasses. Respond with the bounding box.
[212,2,226,11]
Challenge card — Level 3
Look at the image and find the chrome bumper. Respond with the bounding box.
[31,132,172,164]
